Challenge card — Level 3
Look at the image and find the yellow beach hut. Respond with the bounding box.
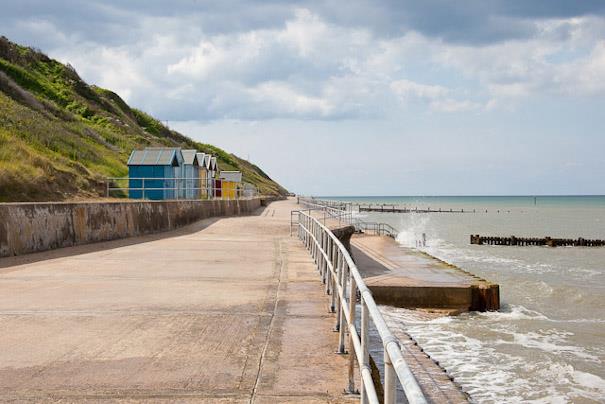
[219,171,242,199]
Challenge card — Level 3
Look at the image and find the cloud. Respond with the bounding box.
[2,1,605,121]
[390,79,480,112]
[390,79,449,99]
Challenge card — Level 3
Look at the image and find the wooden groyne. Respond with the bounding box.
[356,204,511,213]
[471,234,605,247]
[359,205,470,213]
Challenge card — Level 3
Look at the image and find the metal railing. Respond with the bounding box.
[104,177,258,200]
[298,197,399,239]
[295,210,427,404]
[354,221,399,238]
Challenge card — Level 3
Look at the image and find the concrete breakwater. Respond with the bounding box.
[0,198,262,257]
[351,234,500,312]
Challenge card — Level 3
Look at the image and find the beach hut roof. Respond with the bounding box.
[181,149,199,165]
[127,148,181,166]
[203,154,212,169]
[219,171,242,182]
[210,156,218,171]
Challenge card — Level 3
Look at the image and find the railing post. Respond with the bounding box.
[142,178,146,200]
[331,244,338,315]
[347,271,357,394]
[312,222,317,262]
[322,231,327,281]
[324,233,330,292]
[306,216,310,249]
[329,242,336,311]
[360,299,370,404]
[384,350,396,404]
[311,220,315,258]
[337,254,347,354]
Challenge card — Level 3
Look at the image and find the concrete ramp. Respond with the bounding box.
[351,234,500,313]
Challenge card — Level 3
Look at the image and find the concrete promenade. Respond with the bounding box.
[0,199,352,402]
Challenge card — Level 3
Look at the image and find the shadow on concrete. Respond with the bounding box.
[0,206,269,271]
[350,245,391,278]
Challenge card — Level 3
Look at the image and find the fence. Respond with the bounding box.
[297,197,399,239]
[104,177,258,200]
[294,210,427,404]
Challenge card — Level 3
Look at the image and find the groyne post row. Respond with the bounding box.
[470,234,605,247]
[359,205,471,213]
[295,209,427,404]
[0,198,264,257]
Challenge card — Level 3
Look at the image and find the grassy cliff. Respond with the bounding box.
[0,36,287,202]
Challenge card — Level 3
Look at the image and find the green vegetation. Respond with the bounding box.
[0,36,287,201]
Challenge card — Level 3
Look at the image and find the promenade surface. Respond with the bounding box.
[0,198,352,403]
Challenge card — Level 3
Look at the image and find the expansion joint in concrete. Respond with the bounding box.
[248,237,286,404]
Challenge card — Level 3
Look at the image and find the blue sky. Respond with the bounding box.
[2,1,604,195]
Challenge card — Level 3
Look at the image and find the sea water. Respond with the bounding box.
[323,196,605,403]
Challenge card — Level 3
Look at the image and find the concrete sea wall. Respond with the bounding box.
[0,198,262,257]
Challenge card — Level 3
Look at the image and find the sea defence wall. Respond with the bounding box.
[350,234,500,312]
[0,198,262,257]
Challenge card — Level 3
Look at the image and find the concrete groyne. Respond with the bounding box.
[0,198,262,257]
[351,234,500,312]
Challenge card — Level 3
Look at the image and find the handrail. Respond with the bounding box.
[295,210,427,404]
[104,177,258,200]
[298,197,399,239]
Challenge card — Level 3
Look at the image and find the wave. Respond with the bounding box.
[396,318,605,403]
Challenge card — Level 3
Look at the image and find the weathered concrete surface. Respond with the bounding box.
[0,198,262,257]
[0,198,353,402]
[351,234,500,312]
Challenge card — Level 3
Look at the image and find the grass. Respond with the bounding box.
[0,36,287,201]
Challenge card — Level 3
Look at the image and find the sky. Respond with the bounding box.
[2,0,605,195]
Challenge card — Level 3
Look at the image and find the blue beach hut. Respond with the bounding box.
[127,148,184,200]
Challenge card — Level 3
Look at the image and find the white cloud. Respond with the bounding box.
[249,81,334,117]
[429,98,481,113]
[390,79,480,112]
[11,6,605,120]
[390,79,449,99]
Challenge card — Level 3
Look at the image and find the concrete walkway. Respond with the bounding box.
[0,199,352,402]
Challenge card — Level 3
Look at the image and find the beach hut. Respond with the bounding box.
[196,152,208,199]
[219,171,242,199]
[181,150,200,199]
[201,153,214,199]
[127,148,184,200]
[210,156,219,197]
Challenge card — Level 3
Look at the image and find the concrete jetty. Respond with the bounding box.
[0,199,352,402]
[351,234,500,313]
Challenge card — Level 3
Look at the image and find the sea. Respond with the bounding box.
[321,196,605,403]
